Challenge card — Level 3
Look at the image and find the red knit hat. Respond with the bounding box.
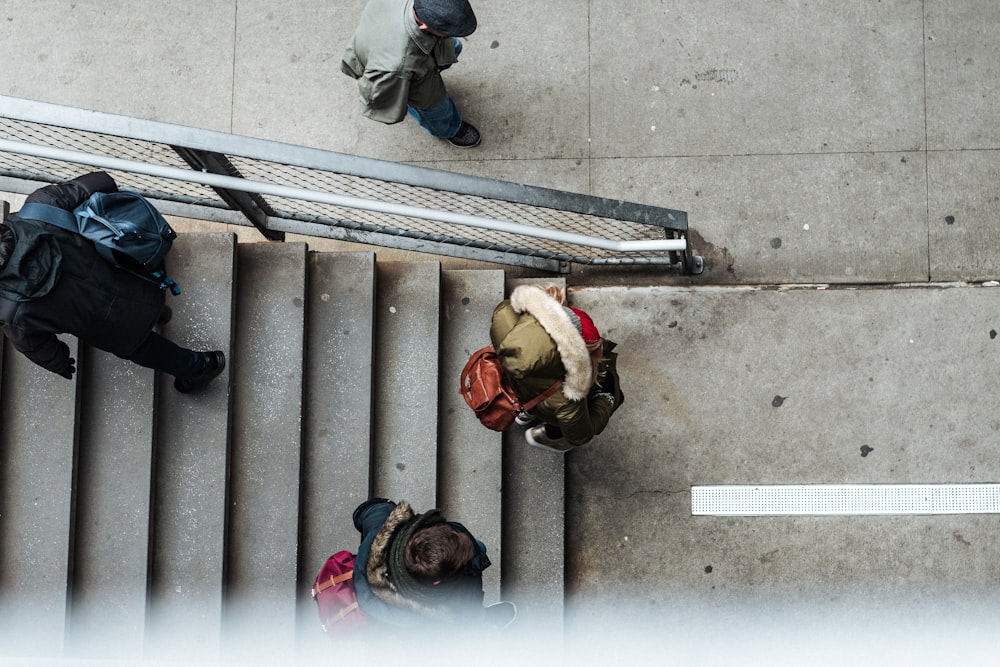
[569,307,601,345]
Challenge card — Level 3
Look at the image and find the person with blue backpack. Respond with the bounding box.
[0,171,225,393]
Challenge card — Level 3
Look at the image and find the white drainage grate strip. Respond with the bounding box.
[691,484,1000,516]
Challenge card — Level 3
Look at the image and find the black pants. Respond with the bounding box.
[126,331,201,379]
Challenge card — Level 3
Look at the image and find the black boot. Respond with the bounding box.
[174,351,226,394]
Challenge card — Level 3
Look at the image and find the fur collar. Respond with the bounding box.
[509,284,593,400]
[366,502,448,619]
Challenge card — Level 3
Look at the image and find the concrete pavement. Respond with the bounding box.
[565,283,1000,664]
[2,0,999,662]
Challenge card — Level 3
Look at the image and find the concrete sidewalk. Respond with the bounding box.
[564,283,1000,663]
[2,0,999,662]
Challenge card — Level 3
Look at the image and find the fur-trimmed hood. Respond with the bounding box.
[365,502,450,620]
[505,284,594,400]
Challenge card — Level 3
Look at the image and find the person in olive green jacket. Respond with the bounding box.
[489,284,624,452]
[340,0,482,148]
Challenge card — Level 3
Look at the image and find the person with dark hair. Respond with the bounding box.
[404,523,476,582]
[340,0,482,148]
[352,498,514,630]
[489,284,624,452]
[0,171,225,393]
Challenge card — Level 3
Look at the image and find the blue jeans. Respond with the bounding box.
[407,96,462,138]
[406,38,463,139]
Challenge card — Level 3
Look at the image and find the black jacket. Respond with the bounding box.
[0,172,164,375]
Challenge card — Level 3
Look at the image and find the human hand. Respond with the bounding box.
[598,372,616,395]
[591,390,615,408]
[58,357,76,379]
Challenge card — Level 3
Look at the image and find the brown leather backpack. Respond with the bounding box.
[459,345,562,431]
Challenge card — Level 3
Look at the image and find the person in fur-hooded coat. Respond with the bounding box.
[489,284,623,450]
[352,498,491,629]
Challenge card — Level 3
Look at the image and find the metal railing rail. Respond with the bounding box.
[0,95,701,274]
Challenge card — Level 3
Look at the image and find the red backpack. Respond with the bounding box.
[459,345,562,431]
[312,551,370,636]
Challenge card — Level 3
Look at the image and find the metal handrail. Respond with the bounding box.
[0,95,701,273]
[0,138,687,254]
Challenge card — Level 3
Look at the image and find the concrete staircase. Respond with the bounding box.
[0,233,565,663]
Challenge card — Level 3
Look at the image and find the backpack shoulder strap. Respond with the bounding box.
[522,378,563,411]
[16,203,79,234]
[312,569,354,596]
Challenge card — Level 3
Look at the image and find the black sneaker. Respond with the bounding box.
[447,121,481,148]
[174,351,226,394]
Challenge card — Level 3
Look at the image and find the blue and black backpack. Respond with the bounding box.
[17,190,181,295]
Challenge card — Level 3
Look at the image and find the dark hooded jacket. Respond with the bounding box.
[0,172,164,375]
[352,498,490,629]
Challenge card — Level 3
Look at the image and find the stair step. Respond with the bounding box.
[68,348,156,659]
[146,233,236,661]
[371,261,441,509]
[0,337,79,657]
[501,278,567,636]
[439,269,506,603]
[297,251,376,656]
[224,242,308,660]
[0,232,564,661]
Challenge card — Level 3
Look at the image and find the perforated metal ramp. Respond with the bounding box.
[692,484,1000,516]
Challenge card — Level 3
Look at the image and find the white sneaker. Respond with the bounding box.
[525,425,572,453]
[485,601,517,630]
[514,411,536,427]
